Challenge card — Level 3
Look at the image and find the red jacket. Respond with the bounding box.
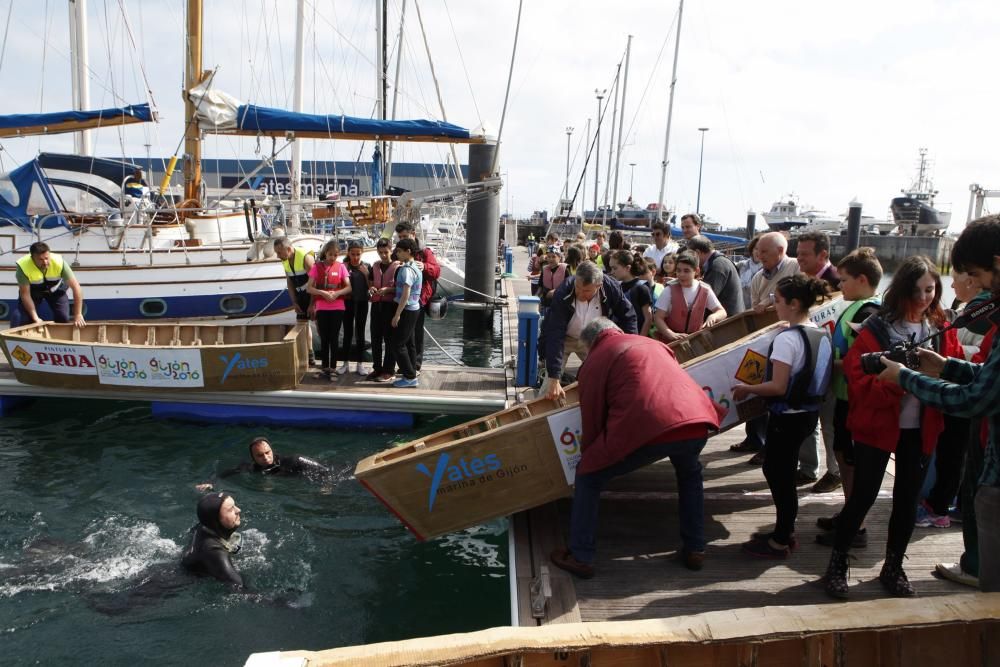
[576,329,722,474]
[974,325,996,449]
[415,246,440,306]
[844,318,963,454]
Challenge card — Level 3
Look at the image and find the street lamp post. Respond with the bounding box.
[594,89,606,213]
[696,127,709,215]
[564,126,574,201]
[628,162,636,202]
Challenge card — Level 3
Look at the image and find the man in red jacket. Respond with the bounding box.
[395,222,441,372]
[550,318,723,579]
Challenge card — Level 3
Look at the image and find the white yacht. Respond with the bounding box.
[762,197,842,235]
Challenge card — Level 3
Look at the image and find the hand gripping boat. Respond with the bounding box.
[0,321,309,392]
[356,299,845,540]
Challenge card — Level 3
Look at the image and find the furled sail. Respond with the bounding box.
[0,104,155,138]
[189,83,485,144]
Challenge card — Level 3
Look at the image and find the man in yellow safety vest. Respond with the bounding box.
[273,236,316,364]
[13,242,86,328]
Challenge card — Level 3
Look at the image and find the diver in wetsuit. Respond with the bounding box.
[182,492,244,588]
[195,437,330,491]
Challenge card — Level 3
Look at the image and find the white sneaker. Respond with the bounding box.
[355,362,367,376]
[335,362,350,375]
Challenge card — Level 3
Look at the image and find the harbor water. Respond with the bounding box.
[0,312,508,665]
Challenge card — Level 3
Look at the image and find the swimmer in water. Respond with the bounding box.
[195,436,330,491]
[182,492,244,588]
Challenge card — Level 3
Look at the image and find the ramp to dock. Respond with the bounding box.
[514,425,973,625]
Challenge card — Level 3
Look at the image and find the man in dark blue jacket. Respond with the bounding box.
[541,261,637,400]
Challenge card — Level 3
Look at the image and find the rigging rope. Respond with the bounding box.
[0,0,13,76]
[621,7,679,154]
[441,0,482,127]
[489,0,523,176]
[115,0,157,112]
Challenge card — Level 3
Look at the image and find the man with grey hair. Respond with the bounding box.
[540,261,637,401]
[550,317,723,579]
[749,232,800,313]
[687,235,744,316]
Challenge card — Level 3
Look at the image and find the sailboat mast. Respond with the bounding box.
[68,0,92,156]
[656,0,684,221]
[183,0,204,204]
[611,34,632,211]
[413,0,464,185]
[385,0,408,187]
[375,0,386,190]
[290,0,306,228]
[602,65,620,217]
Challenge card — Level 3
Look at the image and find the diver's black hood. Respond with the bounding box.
[197,492,236,539]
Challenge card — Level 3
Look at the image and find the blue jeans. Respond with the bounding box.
[569,437,707,564]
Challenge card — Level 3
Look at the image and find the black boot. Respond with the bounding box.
[822,548,851,600]
[879,549,917,597]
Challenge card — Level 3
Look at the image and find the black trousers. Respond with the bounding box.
[834,430,928,554]
[412,307,427,370]
[342,299,370,362]
[315,310,345,370]
[762,411,820,544]
[926,414,970,515]
[390,308,420,380]
[369,301,395,375]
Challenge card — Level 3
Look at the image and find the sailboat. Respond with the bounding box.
[0,0,489,324]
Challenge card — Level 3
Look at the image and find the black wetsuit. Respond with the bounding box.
[182,493,243,588]
[220,453,329,479]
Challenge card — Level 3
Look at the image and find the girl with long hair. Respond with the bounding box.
[823,255,963,598]
[306,240,352,380]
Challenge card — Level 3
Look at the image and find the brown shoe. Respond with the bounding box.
[747,450,765,466]
[681,549,705,571]
[550,548,595,579]
[812,471,843,493]
[795,471,818,486]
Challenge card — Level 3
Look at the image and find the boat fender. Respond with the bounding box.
[425,297,448,320]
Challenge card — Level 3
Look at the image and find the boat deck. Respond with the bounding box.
[514,425,971,625]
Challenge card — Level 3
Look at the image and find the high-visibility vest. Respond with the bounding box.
[17,252,66,297]
[281,246,312,292]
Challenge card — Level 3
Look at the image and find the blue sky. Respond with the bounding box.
[1,0,997,229]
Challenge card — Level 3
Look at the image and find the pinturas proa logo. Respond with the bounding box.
[219,352,268,383]
[416,452,501,511]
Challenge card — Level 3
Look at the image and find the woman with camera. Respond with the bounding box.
[822,256,963,599]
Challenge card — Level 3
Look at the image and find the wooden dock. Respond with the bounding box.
[513,425,972,625]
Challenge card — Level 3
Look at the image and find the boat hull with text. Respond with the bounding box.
[355,300,844,540]
[0,320,308,392]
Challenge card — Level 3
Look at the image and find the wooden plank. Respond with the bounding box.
[274,595,1000,666]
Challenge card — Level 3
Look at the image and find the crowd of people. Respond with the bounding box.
[541,213,1000,602]
[273,221,440,389]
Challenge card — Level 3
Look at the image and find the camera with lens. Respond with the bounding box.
[859,341,921,375]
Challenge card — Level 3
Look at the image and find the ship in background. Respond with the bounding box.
[890,148,951,236]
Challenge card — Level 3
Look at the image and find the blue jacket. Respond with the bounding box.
[540,275,637,377]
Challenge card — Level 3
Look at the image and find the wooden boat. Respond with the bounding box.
[0,321,308,392]
[355,298,844,540]
[247,593,1000,666]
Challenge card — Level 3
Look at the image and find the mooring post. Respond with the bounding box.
[516,296,540,387]
[846,200,862,254]
[463,141,500,335]
[465,142,500,307]
[746,211,756,243]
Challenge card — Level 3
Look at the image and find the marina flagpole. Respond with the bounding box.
[656,0,684,222]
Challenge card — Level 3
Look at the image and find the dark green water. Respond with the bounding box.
[0,312,509,665]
